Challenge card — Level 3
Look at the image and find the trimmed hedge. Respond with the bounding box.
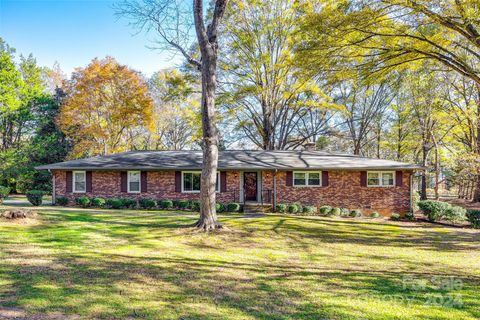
[340,208,350,216]
[121,198,137,209]
[288,204,299,214]
[75,196,91,208]
[390,213,401,221]
[56,196,69,206]
[158,200,173,209]
[302,206,317,215]
[319,206,332,215]
[106,198,123,209]
[91,197,106,207]
[26,190,44,206]
[216,202,226,213]
[226,202,240,212]
[330,207,341,216]
[467,210,480,229]
[349,209,362,217]
[276,203,287,213]
[370,212,380,218]
[191,201,201,212]
[178,200,189,210]
[405,212,415,221]
[417,200,451,222]
[444,206,467,222]
[139,198,156,209]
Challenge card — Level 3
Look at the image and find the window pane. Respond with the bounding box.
[367,172,379,186]
[75,182,85,191]
[74,172,85,192]
[183,173,192,191]
[129,182,140,192]
[382,172,394,186]
[193,173,201,191]
[129,172,140,182]
[75,172,85,182]
[294,172,306,186]
[308,173,320,186]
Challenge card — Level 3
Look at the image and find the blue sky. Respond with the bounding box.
[0,0,183,76]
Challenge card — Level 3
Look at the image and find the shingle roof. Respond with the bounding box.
[35,150,422,171]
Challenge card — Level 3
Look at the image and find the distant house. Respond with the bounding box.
[36,150,421,215]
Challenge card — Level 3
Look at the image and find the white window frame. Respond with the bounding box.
[181,171,220,193]
[127,171,141,193]
[73,171,86,193]
[367,171,395,187]
[293,171,322,187]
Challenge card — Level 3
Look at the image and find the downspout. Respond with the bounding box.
[409,172,413,212]
[50,169,56,205]
[273,169,277,212]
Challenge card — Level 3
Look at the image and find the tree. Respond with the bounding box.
[218,0,339,150]
[59,57,154,158]
[117,0,229,230]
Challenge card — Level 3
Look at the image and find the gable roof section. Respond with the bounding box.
[36,150,421,171]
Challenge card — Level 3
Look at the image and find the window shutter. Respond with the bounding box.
[175,171,182,192]
[220,171,227,192]
[360,171,367,187]
[120,171,127,192]
[286,171,293,186]
[66,171,73,193]
[322,171,329,187]
[86,171,92,192]
[396,171,403,187]
[140,171,147,192]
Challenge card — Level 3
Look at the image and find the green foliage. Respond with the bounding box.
[75,196,91,208]
[287,204,299,214]
[466,210,480,229]
[275,203,287,213]
[158,200,173,209]
[191,201,201,212]
[0,186,10,203]
[319,206,332,215]
[56,196,69,206]
[178,200,189,210]
[302,206,317,215]
[417,200,452,222]
[106,198,123,209]
[405,212,415,221]
[226,202,240,212]
[120,198,137,209]
[91,197,106,207]
[216,202,226,213]
[330,207,341,216]
[340,208,350,216]
[370,212,380,218]
[390,213,401,221]
[139,198,156,209]
[444,206,467,223]
[25,190,44,206]
[349,210,362,218]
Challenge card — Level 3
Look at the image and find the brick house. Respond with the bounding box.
[36,150,420,215]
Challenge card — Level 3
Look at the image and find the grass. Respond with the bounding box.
[0,204,479,319]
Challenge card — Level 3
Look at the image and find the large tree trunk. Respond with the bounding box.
[420,144,428,200]
[193,0,227,230]
[473,83,480,202]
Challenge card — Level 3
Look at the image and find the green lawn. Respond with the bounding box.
[0,204,479,319]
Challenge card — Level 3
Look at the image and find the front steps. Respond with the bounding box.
[243,202,272,214]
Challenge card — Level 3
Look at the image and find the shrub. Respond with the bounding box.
[319,206,332,215]
[120,198,137,209]
[405,212,415,221]
[444,206,467,222]
[75,196,91,208]
[370,212,380,218]
[302,206,317,215]
[349,209,362,217]
[467,210,480,229]
[56,196,69,206]
[288,204,299,214]
[417,200,452,222]
[91,197,106,207]
[390,213,401,221]
[275,203,287,213]
[293,202,303,213]
[226,202,241,212]
[0,186,10,204]
[178,200,189,210]
[330,207,341,216]
[191,201,201,212]
[216,202,226,213]
[340,208,350,216]
[172,200,180,209]
[158,200,173,209]
[26,190,44,206]
[412,191,420,212]
[106,198,123,209]
[139,198,156,209]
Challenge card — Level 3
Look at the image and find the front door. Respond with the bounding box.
[244,172,257,201]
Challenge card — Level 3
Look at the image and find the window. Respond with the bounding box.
[73,171,86,193]
[367,171,394,187]
[182,171,220,192]
[128,171,141,193]
[293,171,321,187]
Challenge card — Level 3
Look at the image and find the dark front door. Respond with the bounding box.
[244,172,257,201]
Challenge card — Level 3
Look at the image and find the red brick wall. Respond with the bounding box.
[54,169,411,214]
[54,170,241,203]
[273,170,412,215]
